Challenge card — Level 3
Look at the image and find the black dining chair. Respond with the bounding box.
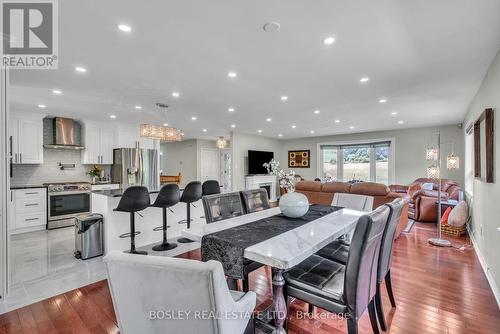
[151,184,180,251]
[283,205,391,334]
[202,192,264,292]
[177,181,202,243]
[315,198,404,331]
[240,189,271,213]
[114,186,151,255]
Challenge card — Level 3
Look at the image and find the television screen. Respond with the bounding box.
[248,150,274,175]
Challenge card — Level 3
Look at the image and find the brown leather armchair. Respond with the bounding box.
[389,178,461,222]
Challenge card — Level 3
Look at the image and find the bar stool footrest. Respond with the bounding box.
[119,231,141,238]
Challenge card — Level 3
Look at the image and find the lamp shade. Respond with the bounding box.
[446,154,459,170]
[427,165,440,179]
[426,147,439,161]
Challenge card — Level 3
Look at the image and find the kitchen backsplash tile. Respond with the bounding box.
[11,149,111,186]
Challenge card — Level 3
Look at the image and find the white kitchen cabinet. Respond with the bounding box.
[10,116,44,164]
[115,126,156,149]
[9,188,47,234]
[82,124,115,165]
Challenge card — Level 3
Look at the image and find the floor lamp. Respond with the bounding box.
[426,132,460,247]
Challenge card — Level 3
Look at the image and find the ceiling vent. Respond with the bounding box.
[155,102,169,109]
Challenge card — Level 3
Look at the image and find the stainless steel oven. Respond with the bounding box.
[45,182,91,229]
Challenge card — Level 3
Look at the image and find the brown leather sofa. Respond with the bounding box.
[389,178,461,222]
[295,181,409,238]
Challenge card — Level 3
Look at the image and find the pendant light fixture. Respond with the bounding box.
[216,136,227,149]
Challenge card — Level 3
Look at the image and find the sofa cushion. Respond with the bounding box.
[296,181,322,192]
[407,183,421,197]
[350,182,389,196]
[321,182,351,194]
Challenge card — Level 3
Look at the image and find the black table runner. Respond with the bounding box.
[201,204,342,279]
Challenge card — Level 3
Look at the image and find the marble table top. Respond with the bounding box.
[182,206,364,270]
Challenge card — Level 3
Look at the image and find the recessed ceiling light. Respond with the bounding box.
[263,22,281,33]
[359,77,370,83]
[227,72,237,78]
[379,98,387,103]
[228,107,235,112]
[110,115,117,119]
[191,116,197,120]
[231,124,236,128]
[117,24,132,32]
[314,110,320,114]
[349,126,355,129]
[278,134,283,137]
[52,89,62,95]
[398,120,404,124]
[310,130,315,134]
[391,112,398,116]
[163,123,169,126]
[172,92,180,97]
[334,119,340,123]
[75,66,87,73]
[135,105,142,110]
[202,129,207,132]
[281,96,288,101]
[37,104,46,109]
[266,118,272,122]
[257,129,262,133]
[291,125,296,129]
[323,37,335,45]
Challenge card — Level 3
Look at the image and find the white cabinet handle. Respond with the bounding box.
[25,203,39,207]
[25,218,39,222]
[25,192,39,195]
[19,153,22,163]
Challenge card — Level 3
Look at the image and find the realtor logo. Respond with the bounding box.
[1,0,58,69]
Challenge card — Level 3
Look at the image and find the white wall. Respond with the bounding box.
[280,125,464,185]
[160,139,197,188]
[230,132,283,191]
[463,48,500,302]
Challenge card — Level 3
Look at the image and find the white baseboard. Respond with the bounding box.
[467,225,500,308]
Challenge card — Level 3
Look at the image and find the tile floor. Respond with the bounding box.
[0,227,200,314]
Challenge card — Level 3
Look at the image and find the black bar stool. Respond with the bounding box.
[177,181,202,243]
[200,180,221,219]
[151,184,180,251]
[114,186,150,255]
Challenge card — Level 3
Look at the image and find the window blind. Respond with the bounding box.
[320,141,391,150]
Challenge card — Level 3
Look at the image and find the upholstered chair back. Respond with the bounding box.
[104,252,256,334]
[202,180,221,196]
[180,181,203,203]
[115,186,150,212]
[240,189,271,213]
[203,192,245,223]
[378,198,404,282]
[344,205,390,319]
[332,192,374,211]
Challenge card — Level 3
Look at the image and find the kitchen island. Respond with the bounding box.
[92,189,205,254]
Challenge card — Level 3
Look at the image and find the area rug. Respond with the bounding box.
[402,219,416,233]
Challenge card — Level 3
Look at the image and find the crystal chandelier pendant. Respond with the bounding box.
[216,136,227,149]
[426,147,439,161]
[426,165,440,179]
[446,154,459,170]
[140,124,183,142]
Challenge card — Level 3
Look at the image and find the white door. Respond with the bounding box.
[17,119,43,164]
[100,128,115,164]
[200,149,221,183]
[83,126,100,164]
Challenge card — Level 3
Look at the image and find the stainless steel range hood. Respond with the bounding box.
[43,117,85,150]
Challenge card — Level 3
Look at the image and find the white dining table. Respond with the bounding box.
[181,206,364,334]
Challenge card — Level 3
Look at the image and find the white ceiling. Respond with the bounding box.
[9,0,500,140]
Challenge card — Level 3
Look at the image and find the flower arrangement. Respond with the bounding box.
[87,165,102,178]
[263,159,297,192]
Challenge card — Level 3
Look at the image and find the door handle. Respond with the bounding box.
[9,136,13,156]
[19,153,22,163]
[14,153,17,163]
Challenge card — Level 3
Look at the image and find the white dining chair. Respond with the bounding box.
[332,192,374,211]
[104,252,256,334]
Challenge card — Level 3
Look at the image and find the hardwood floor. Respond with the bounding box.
[1,222,499,334]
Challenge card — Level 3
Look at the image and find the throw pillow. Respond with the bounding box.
[448,201,468,227]
[440,207,452,225]
[421,182,434,191]
[407,183,422,197]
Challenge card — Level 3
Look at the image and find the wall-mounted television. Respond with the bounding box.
[248,150,274,175]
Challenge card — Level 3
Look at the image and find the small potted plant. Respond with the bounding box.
[87,165,102,184]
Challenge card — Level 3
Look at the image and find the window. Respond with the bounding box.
[318,140,393,184]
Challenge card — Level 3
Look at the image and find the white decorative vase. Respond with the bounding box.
[279,191,309,218]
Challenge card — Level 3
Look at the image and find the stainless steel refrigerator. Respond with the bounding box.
[112,148,159,190]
